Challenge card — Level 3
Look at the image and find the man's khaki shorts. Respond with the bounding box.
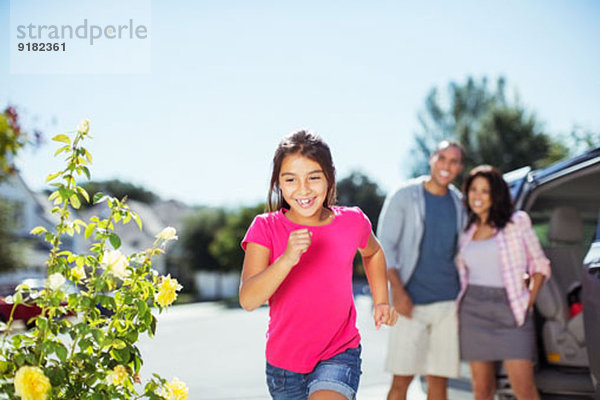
[385,300,460,378]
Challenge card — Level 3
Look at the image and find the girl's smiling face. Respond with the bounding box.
[279,153,328,224]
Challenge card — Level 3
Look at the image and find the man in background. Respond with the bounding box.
[378,140,466,400]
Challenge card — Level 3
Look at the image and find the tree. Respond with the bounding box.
[178,207,227,272]
[0,200,22,272]
[412,77,569,179]
[209,204,264,273]
[335,171,387,277]
[336,171,385,234]
[80,179,159,206]
[0,107,28,179]
[563,126,600,155]
[0,107,32,272]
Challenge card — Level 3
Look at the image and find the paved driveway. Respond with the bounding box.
[137,296,472,399]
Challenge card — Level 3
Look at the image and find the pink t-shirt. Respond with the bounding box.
[242,206,371,373]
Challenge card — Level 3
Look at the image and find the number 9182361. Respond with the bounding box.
[18,42,66,52]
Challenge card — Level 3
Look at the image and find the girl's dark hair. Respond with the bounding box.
[267,130,337,212]
[463,165,514,229]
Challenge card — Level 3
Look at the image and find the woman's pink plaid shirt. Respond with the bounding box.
[456,211,551,326]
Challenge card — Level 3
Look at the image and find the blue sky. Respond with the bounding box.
[1,0,599,207]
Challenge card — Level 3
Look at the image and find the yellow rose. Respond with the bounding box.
[156,377,188,400]
[102,249,130,280]
[71,265,86,282]
[106,365,128,386]
[46,273,65,290]
[77,119,90,134]
[14,366,51,400]
[155,227,178,243]
[155,275,182,307]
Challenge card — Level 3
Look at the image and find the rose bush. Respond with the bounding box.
[0,121,187,399]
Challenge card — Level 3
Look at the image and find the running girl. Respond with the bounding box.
[240,130,396,400]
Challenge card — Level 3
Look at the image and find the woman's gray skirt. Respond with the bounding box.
[459,284,535,361]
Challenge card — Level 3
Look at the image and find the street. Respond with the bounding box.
[138,296,473,399]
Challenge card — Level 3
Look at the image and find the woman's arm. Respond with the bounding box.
[239,229,310,311]
[517,211,551,278]
[527,272,545,310]
[360,232,397,328]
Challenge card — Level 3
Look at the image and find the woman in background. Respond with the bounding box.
[456,165,551,400]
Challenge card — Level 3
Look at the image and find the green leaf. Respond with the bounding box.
[59,187,73,201]
[44,232,54,242]
[82,166,91,180]
[93,192,107,204]
[0,360,11,374]
[29,226,47,236]
[126,330,139,344]
[70,194,81,209]
[45,171,62,183]
[15,354,25,366]
[133,355,142,373]
[78,338,92,350]
[84,148,93,163]
[91,328,104,345]
[13,291,23,304]
[55,343,68,362]
[46,367,67,386]
[123,213,132,224]
[84,223,96,239]
[77,186,90,202]
[149,315,157,337]
[35,317,48,330]
[48,190,59,202]
[109,233,121,250]
[137,300,149,318]
[110,347,130,363]
[132,212,143,231]
[112,339,126,349]
[54,145,70,157]
[52,134,71,144]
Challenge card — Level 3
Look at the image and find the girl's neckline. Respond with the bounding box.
[279,207,338,228]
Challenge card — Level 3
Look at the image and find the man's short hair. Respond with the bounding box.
[433,140,465,164]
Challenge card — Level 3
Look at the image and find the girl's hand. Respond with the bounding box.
[373,303,398,329]
[280,229,312,266]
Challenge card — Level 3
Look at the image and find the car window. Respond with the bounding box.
[530,210,597,248]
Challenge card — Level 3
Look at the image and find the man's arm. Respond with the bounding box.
[376,188,404,270]
[387,267,413,318]
[377,188,413,318]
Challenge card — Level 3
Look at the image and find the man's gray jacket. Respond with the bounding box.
[376,176,466,285]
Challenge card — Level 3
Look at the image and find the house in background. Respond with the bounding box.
[0,173,81,292]
[0,174,194,294]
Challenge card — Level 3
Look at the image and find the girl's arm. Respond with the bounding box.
[359,232,397,328]
[239,229,310,311]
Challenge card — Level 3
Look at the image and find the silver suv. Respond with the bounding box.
[496,147,600,399]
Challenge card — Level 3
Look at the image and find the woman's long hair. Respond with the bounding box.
[463,165,514,229]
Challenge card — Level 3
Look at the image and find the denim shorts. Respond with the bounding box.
[265,346,362,400]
